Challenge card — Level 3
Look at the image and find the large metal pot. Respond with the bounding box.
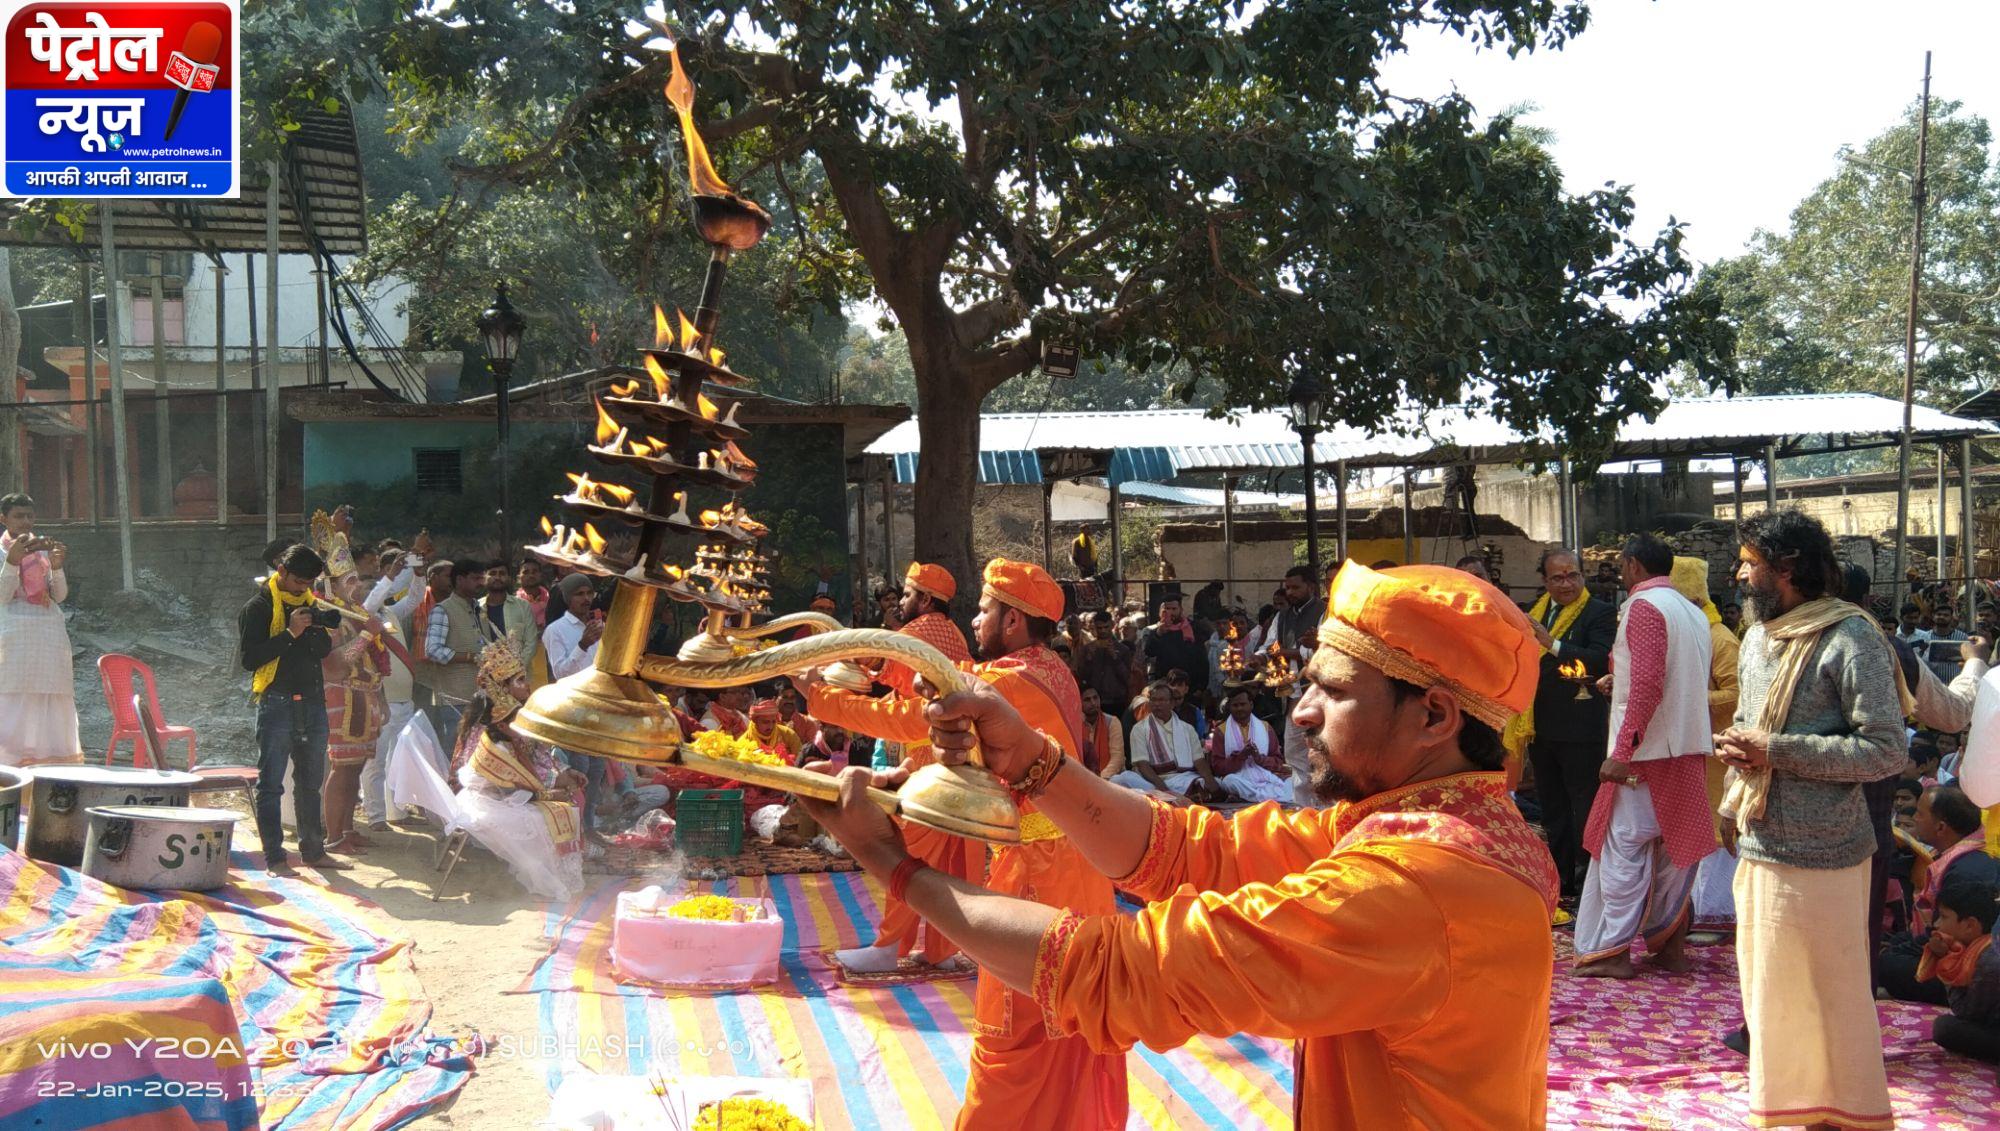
[25,766,200,868]
[0,767,26,849]
[82,805,243,892]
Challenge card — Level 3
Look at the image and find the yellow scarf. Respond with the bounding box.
[252,574,315,697]
[1501,590,1591,770]
[1720,597,1915,829]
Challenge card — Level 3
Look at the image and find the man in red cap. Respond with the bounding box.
[800,557,1126,1129]
[805,563,1558,1129]
[810,560,978,975]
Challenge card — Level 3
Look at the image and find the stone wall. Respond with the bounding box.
[41,520,277,616]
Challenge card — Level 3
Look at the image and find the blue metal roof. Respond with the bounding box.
[892,444,1176,486]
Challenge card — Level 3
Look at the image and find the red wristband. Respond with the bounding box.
[888,856,929,904]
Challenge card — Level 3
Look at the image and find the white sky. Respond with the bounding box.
[1374,0,1998,267]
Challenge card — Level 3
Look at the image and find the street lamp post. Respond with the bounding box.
[479,283,526,549]
[1287,373,1326,576]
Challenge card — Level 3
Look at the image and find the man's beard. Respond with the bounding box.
[1743,580,1784,624]
[1305,735,1368,804]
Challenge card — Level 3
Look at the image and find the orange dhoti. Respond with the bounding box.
[874,818,986,962]
[959,834,1125,1131]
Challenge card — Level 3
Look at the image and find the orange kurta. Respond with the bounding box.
[880,611,973,698]
[811,643,1128,1130]
[1033,773,1557,1131]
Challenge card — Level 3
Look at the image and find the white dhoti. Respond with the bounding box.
[362,699,414,823]
[1692,846,1737,928]
[1220,763,1293,803]
[1735,857,1891,1129]
[1111,768,1197,795]
[1574,781,1697,963]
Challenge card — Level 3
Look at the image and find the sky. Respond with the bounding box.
[1374,0,1999,268]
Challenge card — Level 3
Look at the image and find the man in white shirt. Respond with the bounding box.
[360,546,427,831]
[1112,681,1216,798]
[541,572,608,837]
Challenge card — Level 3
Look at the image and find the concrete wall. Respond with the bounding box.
[40,521,276,614]
[1376,469,1721,544]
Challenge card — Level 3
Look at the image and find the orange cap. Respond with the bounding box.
[982,557,1065,622]
[905,560,957,602]
[1317,562,1539,729]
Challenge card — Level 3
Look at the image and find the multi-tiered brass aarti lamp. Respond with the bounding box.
[511,43,1018,843]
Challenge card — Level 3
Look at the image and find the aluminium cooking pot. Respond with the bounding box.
[82,805,242,892]
[25,765,200,868]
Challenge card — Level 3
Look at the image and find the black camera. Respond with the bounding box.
[309,607,344,629]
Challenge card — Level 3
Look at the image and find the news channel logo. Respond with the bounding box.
[0,0,240,198]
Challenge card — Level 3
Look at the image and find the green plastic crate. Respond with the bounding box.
[676,789,744,858]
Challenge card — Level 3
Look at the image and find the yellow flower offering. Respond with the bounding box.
[688,728,786,767]
[693,1097,810,1131]
[666,894,746,921]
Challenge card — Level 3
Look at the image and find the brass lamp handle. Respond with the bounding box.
[636,628,980,766]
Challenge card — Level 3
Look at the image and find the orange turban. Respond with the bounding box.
[1317,562,1539,729]
[905,560,957,602]
[982,558,1065,622]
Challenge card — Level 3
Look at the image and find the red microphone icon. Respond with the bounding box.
[162,22,222,142]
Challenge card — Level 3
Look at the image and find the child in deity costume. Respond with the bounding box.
[453,640,587,900]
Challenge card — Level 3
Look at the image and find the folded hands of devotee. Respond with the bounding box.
[1715,727,1771,772]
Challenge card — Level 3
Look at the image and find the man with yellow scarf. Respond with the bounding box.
[236,543,345,874]
[1511,546,1616,905]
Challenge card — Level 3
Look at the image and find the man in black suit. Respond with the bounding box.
[1525,547,1616,903]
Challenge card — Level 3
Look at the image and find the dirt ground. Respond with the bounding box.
[303,820,565,1128]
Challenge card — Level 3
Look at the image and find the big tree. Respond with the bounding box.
[1694,101,2000,406]
[255,0,1733,587]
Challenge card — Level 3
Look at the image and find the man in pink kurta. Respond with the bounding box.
[1575,533,1717,977]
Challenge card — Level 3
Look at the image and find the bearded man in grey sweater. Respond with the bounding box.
[1715,509,1908,1131]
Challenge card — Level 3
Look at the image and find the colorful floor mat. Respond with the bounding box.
[531,873,1296,1129]
[1545,933,1998,1129]
[534,873,2000,1129]
[0,850,478,1131]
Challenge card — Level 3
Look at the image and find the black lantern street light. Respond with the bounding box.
[479,283,527,548]
[1287,372,1326,576]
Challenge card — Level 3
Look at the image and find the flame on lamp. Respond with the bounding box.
[584,524,608,556]
[723,440,757,470]
[599,481,636,506]
[1559,659,1588,680]
[643,354,673,399]
[697,393,722,421]
[677,309,701,353]
[609,378,638,398]
[654,304,674,349]
[540,515,554,537]
[664,42,734,198]
[594,398,620,446]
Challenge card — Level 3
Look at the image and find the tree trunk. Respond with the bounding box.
[908,353,981,609]
[0,250,20,492]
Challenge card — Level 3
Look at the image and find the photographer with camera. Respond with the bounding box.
[238,544,347,873]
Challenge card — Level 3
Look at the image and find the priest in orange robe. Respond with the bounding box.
[809,560,980,972]
[804,563,1558,1129]
[800,558,1127,1130]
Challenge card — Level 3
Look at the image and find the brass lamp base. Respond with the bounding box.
[898,762,1021,844]
[515,668,683,765]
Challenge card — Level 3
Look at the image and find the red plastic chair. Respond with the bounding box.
[135,694,257,808]
[99,653,197,769]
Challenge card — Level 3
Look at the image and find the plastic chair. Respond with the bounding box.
[99,654,197,769]
[135,694,257,812]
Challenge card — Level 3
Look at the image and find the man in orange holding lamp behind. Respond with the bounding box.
[798,557,1127,1130]
[804,562,1558,1128]
[811,559,979,975]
